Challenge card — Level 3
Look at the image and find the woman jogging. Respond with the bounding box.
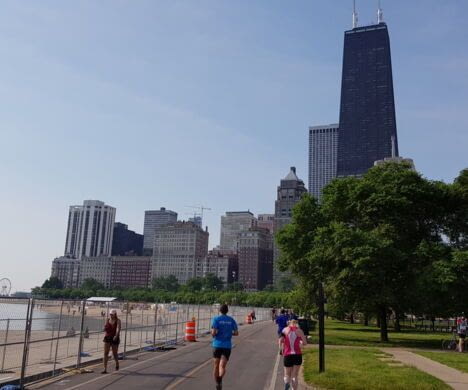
[102,309,121,374]
[279,319,307,390]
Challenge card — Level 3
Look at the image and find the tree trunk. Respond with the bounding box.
[376,312,381,328]
[350,312,354,324]
[379,306,389,342]
[364,314,369,326]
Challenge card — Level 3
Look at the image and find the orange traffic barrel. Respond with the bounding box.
[185,318,196,341]
[245,314,252,324]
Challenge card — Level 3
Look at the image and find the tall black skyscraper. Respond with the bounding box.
[337,14,398,177]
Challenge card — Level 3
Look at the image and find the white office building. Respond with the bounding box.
[219,211,257,251]
[64,200,116,259]
[308,124,339,200]
[79,256,113,288]
[151,221,209,284]
[143,207,178,255]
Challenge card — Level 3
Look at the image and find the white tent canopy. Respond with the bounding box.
[86,297,117,302]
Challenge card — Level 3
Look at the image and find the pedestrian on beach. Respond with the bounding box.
[211,304,238,390]
[102,309,121,374]
[279,319,307,390]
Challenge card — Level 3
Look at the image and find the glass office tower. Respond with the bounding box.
[337,22,398,177]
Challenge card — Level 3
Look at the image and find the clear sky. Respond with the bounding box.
[0,1,466,292]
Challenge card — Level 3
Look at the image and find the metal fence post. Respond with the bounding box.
[20,298,34,390]
[196,304,200,337]
[153,304,158,347]
[76,300,86,368]
[139,307,144,353]
[175,304,180,344]
[52,301,64,376]
[1,318,10,372]
[47,319,56,362]
[123,302,129,359]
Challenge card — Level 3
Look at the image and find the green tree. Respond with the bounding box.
[185,277,204,292]
[202,273,224,291]
[226,282,244,291]
[80,278,105,291]
[152,275,180,292]
[278,163,456,342]
[275,275,297,292]
[41,277,63,289]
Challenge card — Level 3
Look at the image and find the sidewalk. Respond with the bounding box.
[382,348,468,390]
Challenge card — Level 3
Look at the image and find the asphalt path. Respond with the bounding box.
[33,320,285,390]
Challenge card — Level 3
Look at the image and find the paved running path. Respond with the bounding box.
[32,320,285,390]
[383,348,468,390]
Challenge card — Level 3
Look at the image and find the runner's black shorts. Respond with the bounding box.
[103,335,120,346]
[213,348,231,360]
[284,354,303,367]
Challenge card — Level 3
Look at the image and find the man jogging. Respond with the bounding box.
[276,309,289,337]
[211,304,238,390]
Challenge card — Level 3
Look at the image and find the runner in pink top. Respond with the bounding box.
[279,319,307,390]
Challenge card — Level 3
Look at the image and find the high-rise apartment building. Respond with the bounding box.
[196,249,239,285]
[273,167,307,282]
[309,124,339,199]
[337,17,398,177]
[112,222,143,256]
[257,214,274,234]
[78,256,151,289]
[219,211,257,251]
[64,200,116,259]
[238,227,273,291]
[51,256,80,288]
[110,256,151,289]
[143,207,178,255]
[151,221,209,284]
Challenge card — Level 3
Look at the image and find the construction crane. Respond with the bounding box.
[185,205,211,227]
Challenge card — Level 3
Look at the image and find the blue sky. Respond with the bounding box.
[0,0,466,292]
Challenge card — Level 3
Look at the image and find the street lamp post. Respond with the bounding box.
[318,282,325,373]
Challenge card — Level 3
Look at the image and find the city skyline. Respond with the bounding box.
[1,1,466,292]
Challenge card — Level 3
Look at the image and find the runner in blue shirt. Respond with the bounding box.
[211,304,238,390]
[276,309,289,337]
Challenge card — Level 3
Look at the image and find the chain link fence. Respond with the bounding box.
[0,297,270,389]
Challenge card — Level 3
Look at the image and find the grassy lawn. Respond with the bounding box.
[310,319,448,349]
[303,348,450,390]
[415,351,468,373]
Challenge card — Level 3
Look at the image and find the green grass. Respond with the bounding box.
[303,348,450,390]
[415,351,468,373]
[310,319,449,349]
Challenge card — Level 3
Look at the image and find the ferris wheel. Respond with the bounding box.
[0,278,12,296]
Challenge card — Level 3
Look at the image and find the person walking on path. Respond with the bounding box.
[102,309,121,374]
[279,319,307,390]
[211,304,238,390]
[457,316,467,352]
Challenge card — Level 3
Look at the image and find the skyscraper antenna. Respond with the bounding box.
[352,0,358,28]
[377,0,383,24]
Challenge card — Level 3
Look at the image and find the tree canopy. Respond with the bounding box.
[277,163,468,341]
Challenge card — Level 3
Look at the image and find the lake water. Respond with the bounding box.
[0,302,104,331]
